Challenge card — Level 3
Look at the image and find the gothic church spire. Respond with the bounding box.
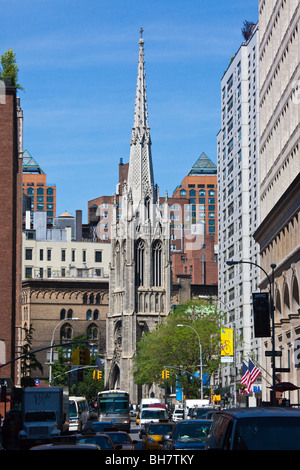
[127,28,155,209]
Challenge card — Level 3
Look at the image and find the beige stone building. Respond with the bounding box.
[255,0,300,404]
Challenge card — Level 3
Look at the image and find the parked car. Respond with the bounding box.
[163,419,212,450]
[205,407,300,450]
[105,431,137,450]
[172,409,184,422]
[143,422,175,450]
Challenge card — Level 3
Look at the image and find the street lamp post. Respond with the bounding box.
[177,324,203,399]
[49,317,79,385]
[226,259,277,405]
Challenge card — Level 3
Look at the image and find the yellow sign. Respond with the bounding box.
[221,328,233,356]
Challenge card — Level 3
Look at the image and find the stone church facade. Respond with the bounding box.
[105,31,172,403]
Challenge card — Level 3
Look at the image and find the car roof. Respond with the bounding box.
[175,419,212,424]
[215,407,300,418]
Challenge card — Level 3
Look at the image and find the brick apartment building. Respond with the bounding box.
[22,150,56,226]
[0,78,23,414]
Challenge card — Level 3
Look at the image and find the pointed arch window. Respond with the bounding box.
[145,196,150,220]
[135,239,145,287]
[152,240,162,287]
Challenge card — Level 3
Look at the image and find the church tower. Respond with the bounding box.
[105,30,171,403]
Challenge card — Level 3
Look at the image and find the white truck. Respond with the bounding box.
[184,399,211,419]
[18,387,69,449]
[139,397,163,410]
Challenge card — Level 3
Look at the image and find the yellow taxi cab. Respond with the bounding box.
[144,422,175,450]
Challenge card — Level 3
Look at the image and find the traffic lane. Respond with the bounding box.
[129,420,144,450]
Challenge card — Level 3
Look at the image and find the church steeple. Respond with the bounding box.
[127,29,155,209]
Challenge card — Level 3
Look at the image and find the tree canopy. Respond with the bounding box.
[133,299,225,398]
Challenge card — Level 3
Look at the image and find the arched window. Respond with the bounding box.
[135,239,145,287]
[60,308,66,320]
[60,323,73,342]
[37,187,44,195]
[96,293,101,304]
[83,293,88,304]
[189,189,196,197]
[86,309,92,321]
[89,293,94,304]
[27,188,34,195]
[67,308,73,319]
[180,189,186,197]
[199,189,206,197]
[93,309,99,321]
[87,324,98,341]
[152,240,162,287]
[47,188,54,195]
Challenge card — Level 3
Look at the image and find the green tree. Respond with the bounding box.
[133,299,224,398]
[20,324,43,387]
[0,49,24,90]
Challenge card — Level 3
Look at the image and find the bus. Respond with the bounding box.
[69,396,89,432]
[97,390,130,432]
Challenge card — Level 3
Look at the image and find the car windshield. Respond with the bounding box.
[234,417,300,450]
[141,410,168,419]
[174,422,211,443]
[148,424,173,435]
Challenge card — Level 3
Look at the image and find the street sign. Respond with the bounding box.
[35,379,40,387]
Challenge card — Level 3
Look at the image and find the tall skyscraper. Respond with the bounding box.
[105,31,171,403]
[255,1,300,403]
[217,24,261,400]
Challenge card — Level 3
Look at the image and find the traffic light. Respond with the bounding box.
[80,347,90,365]
[162,369,169,379]
[93,370,102,380]
[72,348,80,365]
[252,293,271,337]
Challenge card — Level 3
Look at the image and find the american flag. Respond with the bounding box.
[240,361,250,394]
[246,359,261,393]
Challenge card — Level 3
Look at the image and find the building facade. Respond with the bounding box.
[255,0,300,404]
[105,32,171,403]
[22,150,56,226]
[0,79,23,413]
[217,24,261,400]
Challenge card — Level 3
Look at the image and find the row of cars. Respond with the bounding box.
[30,421,137,451]
[141,406,300,450]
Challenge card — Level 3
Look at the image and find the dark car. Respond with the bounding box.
[191,407,214,419]
[205,407,300,450]
[77,433,115,450]
[163,419,212,450]
[105,431,137,450]
[83,420,114,433]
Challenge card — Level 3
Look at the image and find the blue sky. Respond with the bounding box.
[0,0,258,222]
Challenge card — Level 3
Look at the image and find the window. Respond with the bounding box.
[180,189,186,197]
[61,249,66,262]
[37,188,44,195]
[47,188,54,195]
[152,241,162,287]
[95,251,102,263]
[135,239,145,287]
[25,267,32,278]
[47,249,51,261]
[25,248,33,260]
[60,309,66,320]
